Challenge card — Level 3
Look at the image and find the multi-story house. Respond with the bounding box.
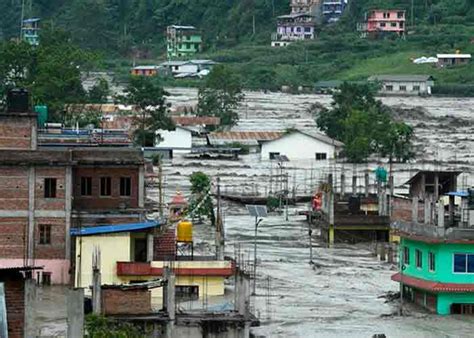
[322,0,347,23]
[271,13,316,47]
[290,0,321,15]
[391,171,474,315]
[358,9,406,38]
[166,25,202,59]
[0,89,146,284]
[21,18,40,46]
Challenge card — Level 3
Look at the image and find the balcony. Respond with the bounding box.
[392,221,474,241]
[117,260,235,277]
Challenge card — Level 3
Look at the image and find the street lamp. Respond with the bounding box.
[246,205,267,296]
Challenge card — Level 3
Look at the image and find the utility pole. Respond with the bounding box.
[285,173,289,221]
[19,0,26,40]
[253,216,261,295]
[216,176,224,260]
[158,164,163,218]
[308,200,313,264]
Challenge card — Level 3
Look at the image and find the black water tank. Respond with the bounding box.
[6,88,29,113]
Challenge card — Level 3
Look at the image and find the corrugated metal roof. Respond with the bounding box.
[298,130,344,147]
[368,75,434,82]
[172,116,220,126]
[437,54,471,59]
[208,131,284,142]
[70,221,161,236]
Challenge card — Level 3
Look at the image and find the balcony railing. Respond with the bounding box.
[392,221,474,240]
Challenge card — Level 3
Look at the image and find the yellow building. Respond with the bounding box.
[72,222,233,307]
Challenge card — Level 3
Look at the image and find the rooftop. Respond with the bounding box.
[404,170,461,186]
[70,220,161,236]
[392,221,474,243]
[368,75,434,82]
[437,54,472,59]
[168,25,197,30]
[172,116,220,126]
[207,131,284,146]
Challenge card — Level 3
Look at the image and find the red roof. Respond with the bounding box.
[170,192,188,206]
[391,273,474,292]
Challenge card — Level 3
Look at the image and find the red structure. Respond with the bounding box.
[358,9,406,38]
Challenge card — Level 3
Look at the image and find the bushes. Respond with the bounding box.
[432,84,474,97]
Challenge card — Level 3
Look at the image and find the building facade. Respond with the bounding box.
[21,18,40,46]
[290,0,320,14]
[368,75,434,96]
[0,90,146,285]
[437,54,472,67]
[272,13,316,47]
[166,25,202,59]
[322,0,347,23]
[358,10,406,38]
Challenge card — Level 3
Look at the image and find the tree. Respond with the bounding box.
[197,65,244,127]
[117,76,174,147]
[380,122,415,163]
[88,78,110,103]
[189,172,215,226]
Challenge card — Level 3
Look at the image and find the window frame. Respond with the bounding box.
[403,246,410,265]
[399,85,407,92]
[385,85,393,91]
[120,177,132,197]
[100,177,112,197]
[44,178,57,198]
[453,253,474,274]
[39,224,51,245]
[415,249,422,269]
[315,152,327,161]
[269,152,280,160]
[80,177,92,196]
[428,251,436,272]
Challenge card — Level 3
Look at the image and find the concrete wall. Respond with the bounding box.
[102,288,151,315]
[155,127,192,153]
[0,115,36,150]
[261,132,337,160]
[437,292,474,315]
[379,80,431,95]
[0,273,24,338]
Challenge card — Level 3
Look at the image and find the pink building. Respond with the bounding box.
[358,10,406,38]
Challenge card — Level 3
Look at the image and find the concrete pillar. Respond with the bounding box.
[388,176,394,216]
[434,174,439,201]
[92,249,101,314]
[365,172,369,197]
[27,167,35,266]
[387,245,394,264]
[448,195,455,226]
[412,197,418,223]
[138,164,145,209]
[65,166,72,260]
[424,197,432,225]
[24,278,37,337]
[340,173,345,196]
[352,175,357,195]
[163,267,175,338]
[437,199,445,228]
[30,119,37,150]
[67,288,84,338]
[328,224,334,248]
[235,271,250,318]
[421,174,426,198]
[379,243,386,261]
[147,233,154,262]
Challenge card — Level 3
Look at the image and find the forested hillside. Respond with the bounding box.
[1,0,474,89]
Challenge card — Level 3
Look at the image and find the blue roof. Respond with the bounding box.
[446,191,469,197]
[70,221,161,236]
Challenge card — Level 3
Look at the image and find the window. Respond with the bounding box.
[42,272,51,286]
[81,177,92,196]
[186,43,191,49]
[403,246,410,265]
[269,152,280,160]
[399,85,407,92]
[44,178,57,198]
[120,177,132,196]
[413,85,421,92]
[453,254,474,273]
[296,27,301,32]
[305,27,311,32]
[100,177,112,196]
[415,249,422,268]
[391,22,397,27]
[429,252,436,272]
[380,22,386,27]
[39,224,51,245]
[176,285,199,300]
[315,153,327,160]
[397,11,404,19]
[385,85,393,91]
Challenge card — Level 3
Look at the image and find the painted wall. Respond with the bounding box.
[155,127,192,153]
[261,132,337,160]
[378,80,432,95]
[0,259,69,284]
[401,238,474,283]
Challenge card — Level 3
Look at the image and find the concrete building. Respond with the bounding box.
[260,130,343,161]
[130,65,160,77]
[358,10,406,38]
[166,25,202,59]
[155,126,193,155]
[368,75,434,95]
[391,171,474,315]
[322,0,347,23]
[0,89,146,284]
[21,18,40,46]
[290,0,321,14]
[207,131,284,152]
[437,54,472,67]
[271,13,316,47]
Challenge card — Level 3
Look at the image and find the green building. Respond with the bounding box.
[22,18,40,46]
[166,25,202,59]
[391,171,474,315]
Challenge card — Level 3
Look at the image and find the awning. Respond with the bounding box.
[70,221,161,236]
[392,273,474,292]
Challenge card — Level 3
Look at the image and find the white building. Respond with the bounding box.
[368,75,434,96]
[155,126,192,155]
[260,130,343,161]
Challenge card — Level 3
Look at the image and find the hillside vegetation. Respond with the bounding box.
[1,0,474,90]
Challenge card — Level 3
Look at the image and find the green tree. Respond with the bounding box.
[197,65,244,127]
[117,76,174,147]
[380,122,415,163]
[88,78,110,103]
[189,171,215,226]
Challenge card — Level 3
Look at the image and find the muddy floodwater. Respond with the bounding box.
[36,90,474,337]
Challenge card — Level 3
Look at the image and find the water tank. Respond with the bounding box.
[177,221,193,242]
[7,88,29,113]
[35,105,48,128]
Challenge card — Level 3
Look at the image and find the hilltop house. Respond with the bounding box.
[260,130,343,161]
[271,13,316,47]
[368,75,434,95]
[130,65,160,77]
[437,54,472,67]
[391,171,474,315]
[21,18,40,46]
[322,0,347,23]
[358,10,406,38]
[166,25,202,59]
